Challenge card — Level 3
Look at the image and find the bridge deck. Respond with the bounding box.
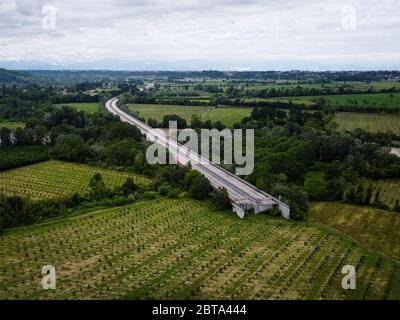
[105,98,290,219]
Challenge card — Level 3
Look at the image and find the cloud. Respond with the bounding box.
[0,0,399,69]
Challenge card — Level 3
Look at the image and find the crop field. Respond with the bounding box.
[334,113,400,134]
[127,104,251,127]
[369,179,400,208]
[203,108,252,127]
[264,93,400,110]
[310,202,400,261]
[1,198,400,300]
[0,161,150,200]
[127,104,208,123]
[55,103,99,113]
[0,120,25,129]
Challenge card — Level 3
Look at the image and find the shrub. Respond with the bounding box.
[211,187,231,210]
[189,175,212,200]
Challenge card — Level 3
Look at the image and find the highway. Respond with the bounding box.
[105,97,290,219]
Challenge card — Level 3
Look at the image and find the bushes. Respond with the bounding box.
[304,171,328,200]
[211,187,231,210]
[189,175,212,200]
[0,146,49,171]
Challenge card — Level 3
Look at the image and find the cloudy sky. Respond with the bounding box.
[0,0,399,70]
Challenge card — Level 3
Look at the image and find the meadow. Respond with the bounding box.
[310,202,400,262]
[203,107,252,127]
[55,103,99,113]
[127,104,208,123]
[0,160,150,200]
[127,104,251,127]
[265,93,400,110]
[1,198,399,300]
[334,113,400,134]
[0,120,25,129]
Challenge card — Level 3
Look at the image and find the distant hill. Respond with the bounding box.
[0,68,35,85]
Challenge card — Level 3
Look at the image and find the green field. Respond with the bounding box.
[265,93,400,110]
[127,104,208,123]
[55,103,99,113]
[0,161,150,200]
[127,104,251,127]
[204,108,252,127]
[0,120,25,129]
[334,112,400,134]
[1,198,400,300]
[310,202,400,261]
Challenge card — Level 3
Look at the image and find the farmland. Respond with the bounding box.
[127,104,208,123]
[264,93,400,110]
[55,103,99,113]
[0,120,25,129]
[127,104,252,127]
[368,179,400,208]
[334,113,400,134]
[1,198,400,300]
[310,202,400,262]
[0,161,150,200]
[203,107,252,127]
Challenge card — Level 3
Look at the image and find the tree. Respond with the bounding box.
[189,174,212,200]
[147,118,159,127]
[89,173,107,198]
[355,184,365,205]
[364,184,373,205]
[345,187,356,203]
[304,171,328,200]
[105,139,136,165]
[51,134,91,163]
[183,169,201,190]
[271,184,309,220]
[161,115,187,129]
[34,124,47,145]
[120,177,138,196]
[394,200,400,213]
[0,127,12,147]
[211,187,231,210]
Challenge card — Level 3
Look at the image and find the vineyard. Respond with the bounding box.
[1,198,399,300]
[310,202,400,261]
[0,160,151,200]
[371,179,400,208]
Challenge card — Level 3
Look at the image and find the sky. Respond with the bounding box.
[0,0,399,70]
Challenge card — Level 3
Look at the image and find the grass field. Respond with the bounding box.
[127,104,208,123]
[203,108,252,127]
[55,103,99,113]
[265,93,400,110]
[0,161,150,200]
[127,104,251,127]
[1,198,400,300]
[0,120,25,129]
[334,113,400,134]
[310,202,400,261]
